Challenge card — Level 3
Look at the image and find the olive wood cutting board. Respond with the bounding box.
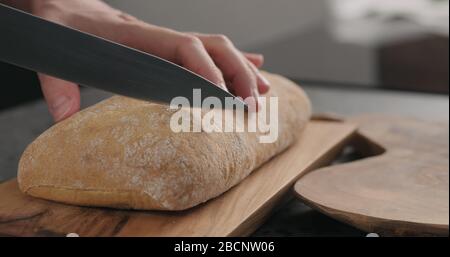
[295,115,449,236]
[0,120,356,236]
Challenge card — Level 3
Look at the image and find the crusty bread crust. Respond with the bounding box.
[18,72,311,210]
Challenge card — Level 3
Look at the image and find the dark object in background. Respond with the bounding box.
[0,62,41,111]
[379,35,449,94]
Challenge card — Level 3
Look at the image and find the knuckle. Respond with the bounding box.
[179,35,203,48]
[212,67,224,80]
[214,66,224,75]
[211,34,232,45]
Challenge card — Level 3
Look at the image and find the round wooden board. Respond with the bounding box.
[295,115,449,236]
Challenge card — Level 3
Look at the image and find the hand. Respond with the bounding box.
[30,0,270,122]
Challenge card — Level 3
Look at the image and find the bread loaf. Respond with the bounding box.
[17,72,311,210]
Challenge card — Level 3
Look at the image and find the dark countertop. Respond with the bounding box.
[0,84,448,236]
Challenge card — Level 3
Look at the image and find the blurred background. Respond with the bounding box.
[107,0,449,92]
[1,0,448,110]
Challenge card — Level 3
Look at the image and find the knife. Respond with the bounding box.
[0,4,246,109]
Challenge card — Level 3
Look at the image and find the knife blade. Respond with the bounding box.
[0,4,246,109]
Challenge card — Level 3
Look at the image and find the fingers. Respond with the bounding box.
[246,60,270,94]
[193,34,260,107]
[196,34,271,104]
[242,51,270,93]
[112,23,270,110]
[174,36,228,91]
[122,24,228,91]
[242,52,264,68]
[38,74,80,122]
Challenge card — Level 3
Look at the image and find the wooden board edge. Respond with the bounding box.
[294,192,449,236]
[228,122,358,236]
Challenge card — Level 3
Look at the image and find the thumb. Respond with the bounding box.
[38,74,80,122]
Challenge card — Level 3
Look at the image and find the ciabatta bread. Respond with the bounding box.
[18,72,311,210]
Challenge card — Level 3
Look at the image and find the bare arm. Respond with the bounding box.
[2,0,270,121]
